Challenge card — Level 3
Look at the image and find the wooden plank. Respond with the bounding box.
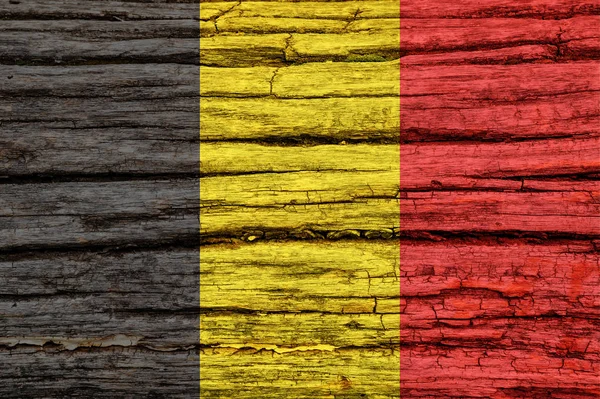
[399,137,600,190]
[399,61,599,142]
[0,33,198,64]
[400,16,599,55]
[401,91,598,141]
[0,97,197,128]
[200,0,600,20]
[198,0,597,21]
[0,304,197,349]
[0,249,198,385]
[216,16,400,36]
[0,347,198,399]
[290,30,398,65]
[199,61,598,141]
[226,190,597,234]
[0,249,197,311]
[203,316,598,357]
[25,178,593,258]
[212,1,399,20]
[199,1,238,20]
[198,138,598,236]
[0,20,199,40]
[200,146,599,241]
[400,62,599,102]
[400,0,600,18]
[200,241,399,313]
[200,138,597,188]
[0,180,198,216]
[563,37,600,59]
[0,0,200,20]
[0,214,198,251]
[401,241,600,315]
[0,63,198,177]
[200,199,400,235]
[274,59,399,97]
[0,248,199,350]
[200,66,276,97]
[199,192,599,236]
[201,60,400,98]
[1,245,396,347]
[200,239,599,341]
[200,31,400,66]
[0,126,198,177]
[200,97,399,141]
[202,60,595,100]
[199,33,288,67]
[201,15,598,63]
[200,139,599,201]
[206,17,398,36]
[200,347,400,399]
[201,170,399,206]
[400,346,600,398]
[0,180,198,250]
[0,64,198,98]
[198,17,597,66]
[9,128,593,182]
[400,191,599,234]
[212,17,346,35]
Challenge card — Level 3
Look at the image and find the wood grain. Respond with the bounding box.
[3,0,598,396]
[199,0,598,397]
[200,241,399,313]
[0,347,198,399]
[200,347,400,399]
[399,0,600,19]
[0,0,200,396]
[399,1,600,397]
[1,20,200,40]
[0,249,198,349]
[0,0,200,20]
[0,34,198,65]
[198,0,400,396]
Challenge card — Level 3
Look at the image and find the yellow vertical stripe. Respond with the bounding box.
[200,1,400,396]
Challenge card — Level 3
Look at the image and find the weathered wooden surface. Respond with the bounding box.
[0,347,198,399]
[199,0,401,397]
[4,0,597,395]
[399,1,600,398]
[0,0,199,396]
[198,0,599,397]
[0,1,199,20]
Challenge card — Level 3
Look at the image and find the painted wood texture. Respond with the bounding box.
[0,1,199,397]
[200,0,600,397]
[199,0,401,397]
[400,1,600,398]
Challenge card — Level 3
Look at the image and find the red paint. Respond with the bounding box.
[400,0,600,19]
[400,1,600,397]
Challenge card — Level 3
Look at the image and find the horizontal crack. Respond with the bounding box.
[0,235,199,258]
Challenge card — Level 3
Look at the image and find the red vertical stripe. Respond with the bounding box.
[400,1,600,397]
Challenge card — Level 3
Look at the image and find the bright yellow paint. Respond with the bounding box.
[200,1,400,396]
